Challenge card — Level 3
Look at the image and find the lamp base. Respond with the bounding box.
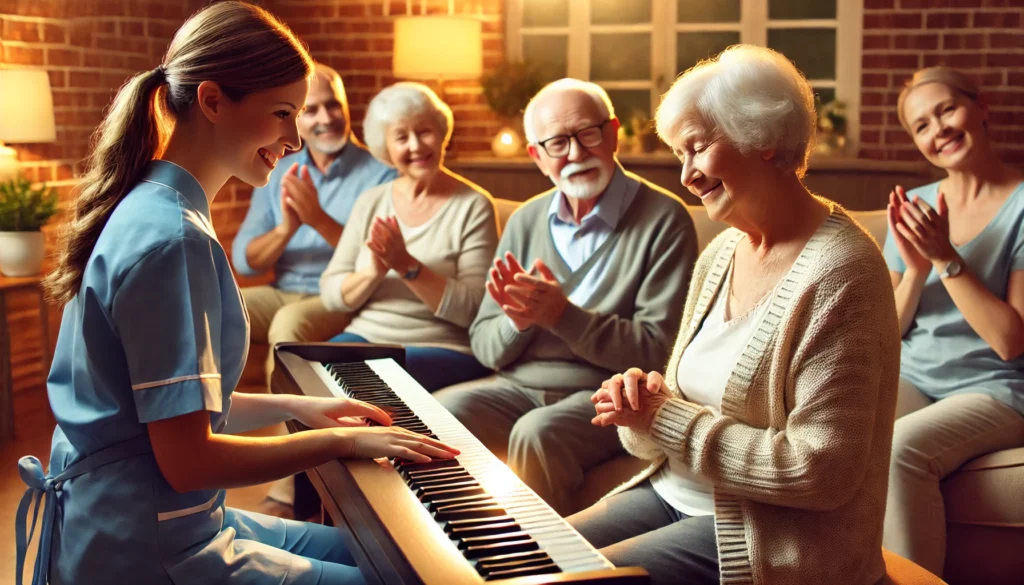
[0,143,18,182]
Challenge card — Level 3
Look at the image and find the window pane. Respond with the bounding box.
[593,0,650,24]
[767,28,836,80]
[677,31,739,74]
[591,33,650,81]
[678,0,740,23]
[523,0,568,27]
[769,0,836,20]
[814,87,836,108]
[606,89,651,121]
[523,35,568,79]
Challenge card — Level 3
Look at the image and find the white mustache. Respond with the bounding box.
[560,159,601,180]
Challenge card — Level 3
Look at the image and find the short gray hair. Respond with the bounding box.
[363,82,454,167]
[523,78,616,143]
[656,45,817,177]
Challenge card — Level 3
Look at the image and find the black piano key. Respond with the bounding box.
[457,530,530,550]
[463,538,538,559]
[434,504,506,522]
[477,555,555,576]
[395,458,460,474]
[472,549,549,565]
[484,562,559,580]
[447,520,521,539]
[409,473,473,489]
[419,485,486,503]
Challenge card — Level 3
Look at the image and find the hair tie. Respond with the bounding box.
[153,64,167,82]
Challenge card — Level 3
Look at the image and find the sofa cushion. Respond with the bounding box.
[942,447,1024,527]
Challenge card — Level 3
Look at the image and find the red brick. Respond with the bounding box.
[47,48,82,67]
[47,70,66,88]
[862,73,889,87]
[894,33,939,50]
[861,111,885,126]
[3,45,44,65]
[3,19,41,42]
[69,71,104,89]
[864,0,895,7]
[339,3,366,17]
[985,53,1024,66]
[986,90,1024,106]
[926,12,971,28]
[991,129,1024,143]
[974,11,1021,27]
[84,51,126,69]
[942,32,985,49]
[42,22,67,43]
[863,34,892,50]
[1007,72,1024,86]
[862,53,920,69]
[923,53,984,68]
[122,21,145,36]
[285,20,323,36]
[146,20,179,39]
[900,0,982,6]
[274,3,338,19]
[864,12,923,29]
[990,33,1024,48]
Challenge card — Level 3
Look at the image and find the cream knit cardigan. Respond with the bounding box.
[615,203,901,585]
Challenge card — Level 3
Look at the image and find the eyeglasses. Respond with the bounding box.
[536,120,611,158]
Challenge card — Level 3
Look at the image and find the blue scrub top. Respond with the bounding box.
[883,180,1024,415]
[45,161,250,583]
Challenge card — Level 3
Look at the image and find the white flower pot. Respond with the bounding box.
[0,231,45,277]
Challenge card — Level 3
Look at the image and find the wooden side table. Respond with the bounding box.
[0,273,51,442]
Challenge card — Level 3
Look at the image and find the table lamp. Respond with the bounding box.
[393,15,483,90]
[0,69,57,182]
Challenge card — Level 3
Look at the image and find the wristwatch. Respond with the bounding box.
[402,260,422,281]
[938,257,963,279]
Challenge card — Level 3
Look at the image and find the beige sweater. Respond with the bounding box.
[616,203,900,585]
[319,179,499,354]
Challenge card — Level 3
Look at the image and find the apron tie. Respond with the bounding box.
[15,436,153,585]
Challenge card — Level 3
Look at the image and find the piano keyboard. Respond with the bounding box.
[311,358,614,581]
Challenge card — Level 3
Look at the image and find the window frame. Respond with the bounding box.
[506,0,863,154]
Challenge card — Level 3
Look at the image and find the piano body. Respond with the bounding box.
[271,342,650,585]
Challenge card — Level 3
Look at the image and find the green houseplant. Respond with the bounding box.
[0,174,59,276]
[480,60,547,157]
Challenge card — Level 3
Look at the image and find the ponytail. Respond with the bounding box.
[43,1,311,305]
[44,68,166,305]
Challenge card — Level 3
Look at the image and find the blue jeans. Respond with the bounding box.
[328,332,492,392]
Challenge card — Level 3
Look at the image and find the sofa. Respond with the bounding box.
[246,196,1021,584]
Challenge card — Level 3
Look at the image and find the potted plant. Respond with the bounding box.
[481,60,547,157]
[813,99,848,156]
[0,174,59,277]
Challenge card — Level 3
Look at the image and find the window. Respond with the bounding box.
[506,0,863,151]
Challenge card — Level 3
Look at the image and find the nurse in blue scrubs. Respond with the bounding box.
[15,4,457,585]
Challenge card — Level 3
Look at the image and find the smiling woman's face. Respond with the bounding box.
[671,120,759,223]
[902,81,988,171]
[385,112,444,180]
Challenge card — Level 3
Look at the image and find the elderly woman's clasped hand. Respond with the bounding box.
[366,215,413,275]
[590,367,672,432]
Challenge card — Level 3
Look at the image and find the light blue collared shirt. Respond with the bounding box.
[231,143,397,294]
[548,164,640,305]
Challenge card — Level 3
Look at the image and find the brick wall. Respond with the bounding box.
[859,0,1024,162]
[0,0,213,393]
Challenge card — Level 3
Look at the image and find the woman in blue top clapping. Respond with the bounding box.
[882,66,1024,578]
[17,4,456,585]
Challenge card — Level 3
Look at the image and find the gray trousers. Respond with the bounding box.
[434,375,625,516]
[568,481,719,585]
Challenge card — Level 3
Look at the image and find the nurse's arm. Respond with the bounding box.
[244,224,297,272]
[940,267,1024,361]
[147,410,457,493]
[220,392,298,434]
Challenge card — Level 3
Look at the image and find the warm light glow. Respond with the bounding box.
[0,69,56,144]
[500,132,513,145]
[393,16,483,80]
[475,465,520,499]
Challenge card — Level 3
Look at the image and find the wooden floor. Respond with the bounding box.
[3,387,278,584]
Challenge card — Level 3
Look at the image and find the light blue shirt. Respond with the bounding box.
[231,143,396,294]
[40,161,256,582]
[548,164,640,305]
[883,180,1024,415]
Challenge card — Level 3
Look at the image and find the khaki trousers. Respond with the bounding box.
[241,285,353,390]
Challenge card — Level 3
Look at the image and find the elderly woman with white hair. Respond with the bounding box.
[319,82,498,391]
[570,45,901,585]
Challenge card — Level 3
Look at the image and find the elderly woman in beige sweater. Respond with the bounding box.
[571,45,901,585]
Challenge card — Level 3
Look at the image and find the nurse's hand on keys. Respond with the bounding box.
[290,395,460,463]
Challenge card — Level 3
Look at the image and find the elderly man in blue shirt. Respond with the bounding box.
[232,63,396,385]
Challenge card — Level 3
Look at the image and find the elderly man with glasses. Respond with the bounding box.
[435,79,697,515]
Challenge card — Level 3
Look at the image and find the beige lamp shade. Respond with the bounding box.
[0,69,56,143]
[393,16,482,81]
